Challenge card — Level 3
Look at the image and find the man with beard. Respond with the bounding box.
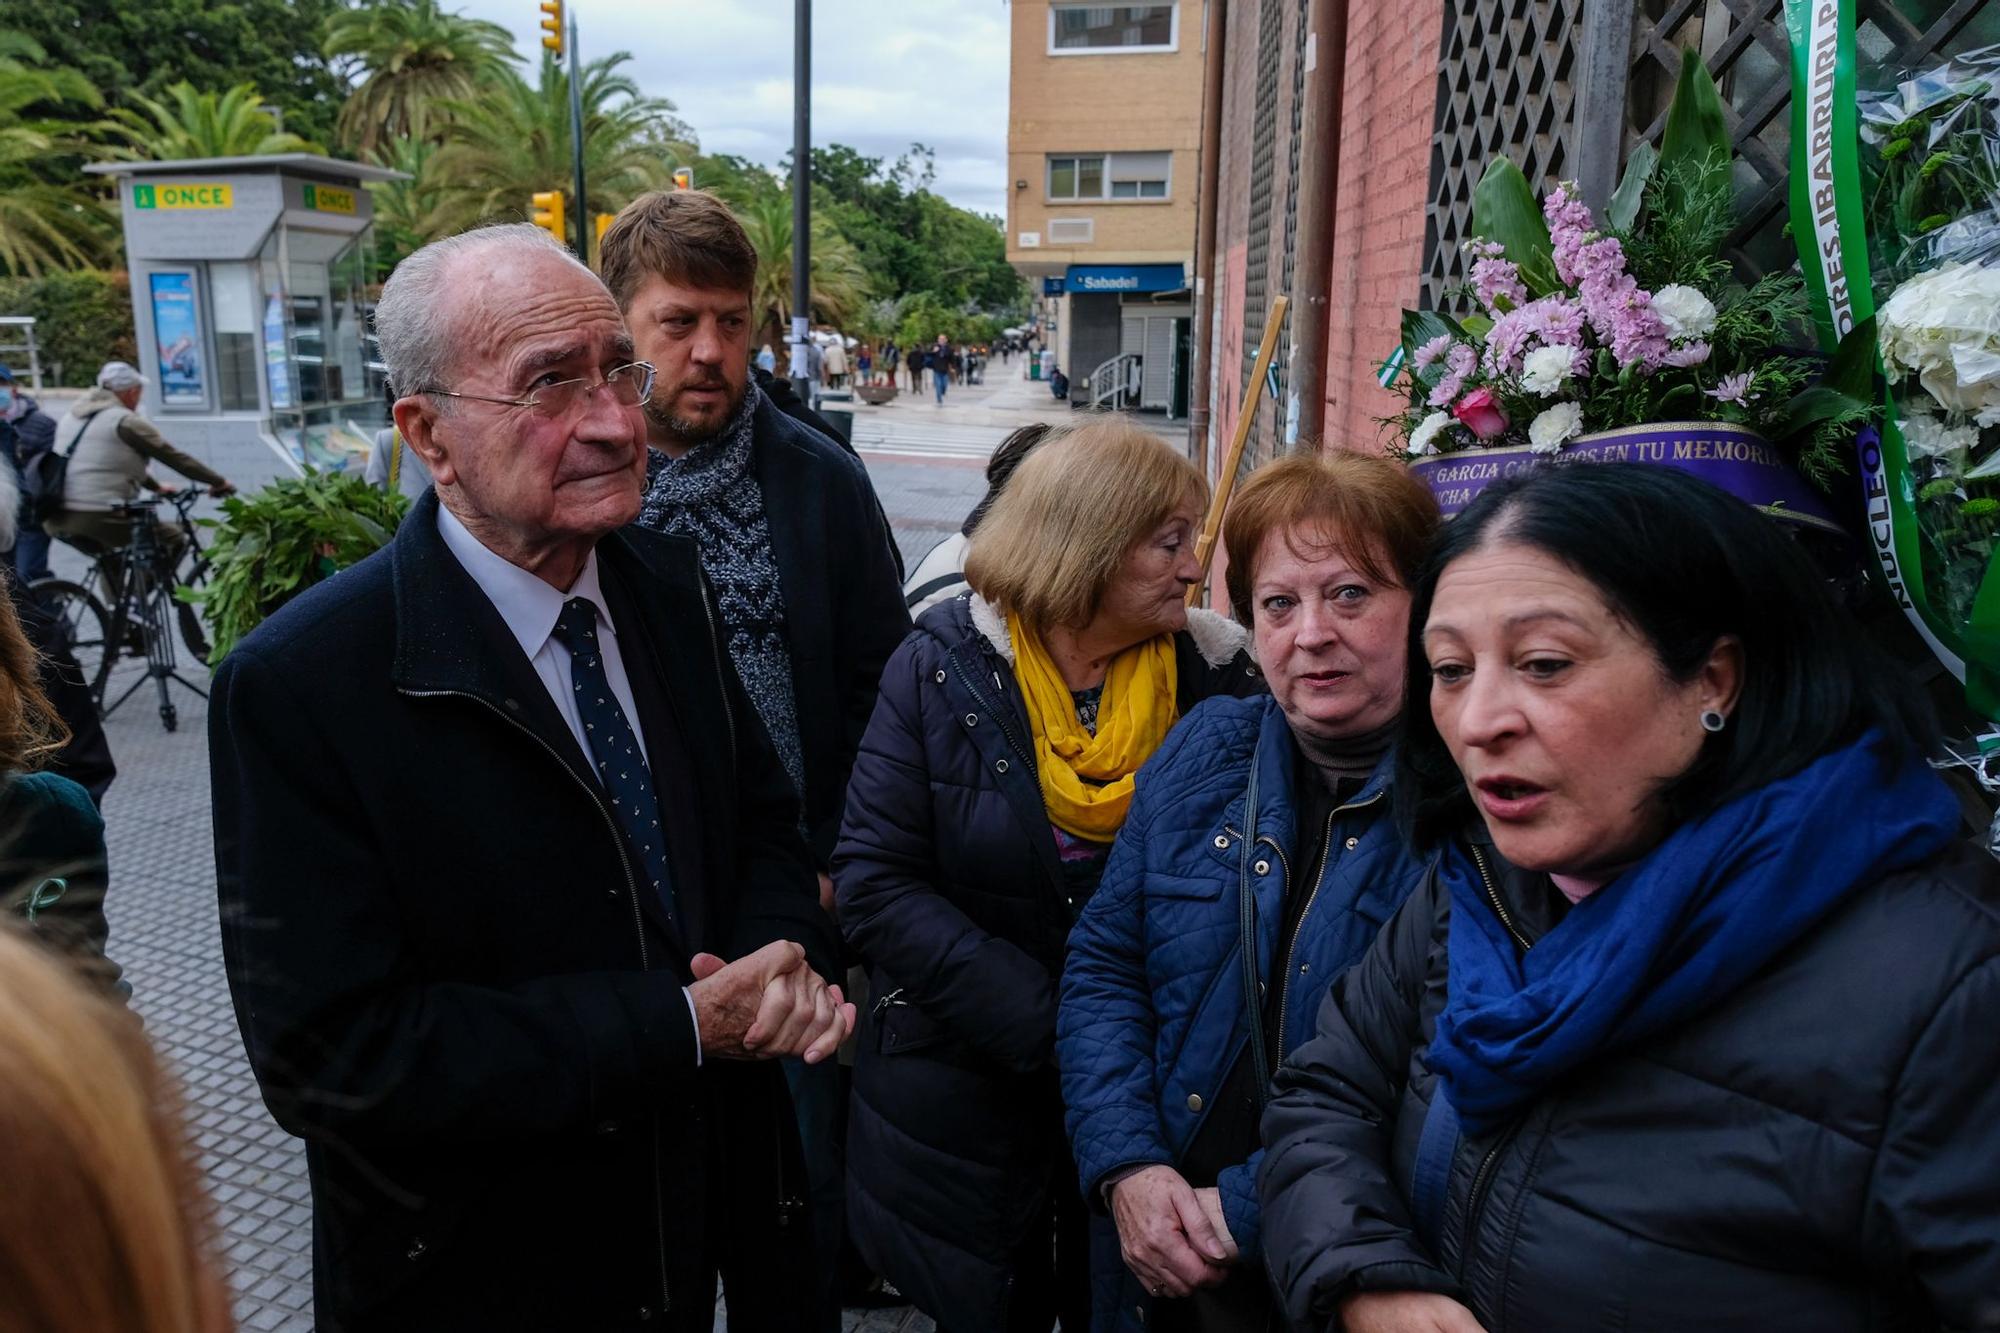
[599,190,911,1331]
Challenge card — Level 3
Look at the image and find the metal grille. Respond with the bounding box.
[1239,0,1287,411]
[1420,0,1586,306]
[1267,0,1312,453]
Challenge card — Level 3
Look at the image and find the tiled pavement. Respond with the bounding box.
[98,373,1187,1330]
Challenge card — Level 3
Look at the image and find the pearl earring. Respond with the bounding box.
[1700,709,1727,733]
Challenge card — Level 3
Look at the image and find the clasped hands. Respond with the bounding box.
[1109,1164,1239,1299]
[689,940,854,1065]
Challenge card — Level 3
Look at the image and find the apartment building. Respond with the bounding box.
[1006,2,1202,412]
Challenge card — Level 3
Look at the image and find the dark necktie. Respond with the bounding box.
[550,597,677,925]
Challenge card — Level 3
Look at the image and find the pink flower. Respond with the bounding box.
[1706,372,1754,404]
[1427,343,1480,408]
[1452,387,1509,441]
[1413,334,1454,372]
[1663,341,1712,369]
[1467,241,1529,314]
[1544,182,1599,287]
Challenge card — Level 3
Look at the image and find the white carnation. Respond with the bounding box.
[1407,410,1453,456]
[1880,262,2000,427]
[1653,284,1718,341]
[1519,345,1578,396]
[1528,402,1584,455]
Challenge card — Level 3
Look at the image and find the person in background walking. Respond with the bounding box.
[0,364,56,583]
[1060,452,1439,1330]
[0,926,232,1333]
[600,189,912,1332]
[905,342,926,394]
[1261,464,2000,1332]
[856,343,873,388]
[824,338,848,389]
[758,343,779,374]
[903,422,1054,616]
[836,418,1263,1333]
[805,334,825,390]
[932,334,952,405]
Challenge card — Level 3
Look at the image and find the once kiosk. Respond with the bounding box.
[83,154,410,489]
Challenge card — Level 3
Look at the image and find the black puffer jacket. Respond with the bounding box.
[835,592,1262,1330]
[1260,831,2000,1332]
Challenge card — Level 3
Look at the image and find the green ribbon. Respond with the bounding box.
[1786,0,2000,717]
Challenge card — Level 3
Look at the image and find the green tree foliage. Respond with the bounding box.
[427,52,684,242]
[108,83,321,160]
[0,269,136,384]
[0,32,115,276]
[730,192,872,349]
[324,0,519,154]
[7,0,346,149]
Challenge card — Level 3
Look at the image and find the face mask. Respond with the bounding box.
[0,388,14,413]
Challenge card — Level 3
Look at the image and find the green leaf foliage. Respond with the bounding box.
[181,470,409,666]
[1658,49,1731,217]
[1606,141,1658,233]
[1470,159,1557,293]
[0,269,135,384]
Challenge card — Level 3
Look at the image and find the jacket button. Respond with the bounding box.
[1299,963,1311,975]
[996,759,1009,773]
[406,1236,426,1260]
[934,670,946,683]
[965,713,979,726]
[1253,859,1270,875]
[638,1306,653,1321]
[1345,836,1359,850]
[1213,835,1229,850]
[1187,1093,1203,1112]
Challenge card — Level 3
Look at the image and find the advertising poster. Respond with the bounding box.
[148,272,204,405]
[263,292,293,410]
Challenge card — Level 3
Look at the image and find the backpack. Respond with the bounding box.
[20,411,83,527]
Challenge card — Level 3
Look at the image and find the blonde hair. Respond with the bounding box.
[964,417,1207,630]
[0,926,231,1333]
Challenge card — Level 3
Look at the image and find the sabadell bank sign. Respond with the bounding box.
[1064,264,1188,295]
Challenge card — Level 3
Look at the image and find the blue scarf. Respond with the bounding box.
[1428,733,1961,1134]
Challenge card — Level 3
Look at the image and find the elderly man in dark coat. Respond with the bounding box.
[211,223,851,1333]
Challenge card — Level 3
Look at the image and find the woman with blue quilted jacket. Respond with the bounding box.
[1059,451,1440,1331]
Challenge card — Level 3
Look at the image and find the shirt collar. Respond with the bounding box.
[435,502,615,661]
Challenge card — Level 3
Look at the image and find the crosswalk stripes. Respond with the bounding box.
[850,417,1003,462]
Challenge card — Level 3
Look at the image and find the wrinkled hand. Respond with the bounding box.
[1338,1291,1487,1333]
[688,942,853,1064]
[1109,1165,1231,1299]
[1193,1186,1238,1262]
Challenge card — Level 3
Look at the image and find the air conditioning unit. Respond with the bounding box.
[1047,217,1095,245]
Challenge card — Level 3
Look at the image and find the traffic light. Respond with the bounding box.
[531,190,567,245]
[671,166,693,191]
[538,0,564,55]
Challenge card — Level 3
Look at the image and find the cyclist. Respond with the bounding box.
[42,361,235,585]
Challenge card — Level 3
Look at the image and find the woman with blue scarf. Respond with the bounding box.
[1259,464,2000,1333]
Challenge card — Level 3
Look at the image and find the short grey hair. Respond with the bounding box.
[373,223,591,398]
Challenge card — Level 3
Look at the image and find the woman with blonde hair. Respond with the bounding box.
[836,418,1262,1333]
[0,584,119,995]
[0,925,232,1332]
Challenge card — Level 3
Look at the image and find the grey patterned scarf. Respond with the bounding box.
[636,383,806,803]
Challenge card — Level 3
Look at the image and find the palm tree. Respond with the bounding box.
[325,0,519,154]
[366,137,450,274]
[107,82,320,160]
[0,31,114,275]
[427,52,682,244]
[733,192,872,349]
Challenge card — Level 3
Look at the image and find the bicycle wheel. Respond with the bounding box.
[175,556,211,664]
[30,578,113,702]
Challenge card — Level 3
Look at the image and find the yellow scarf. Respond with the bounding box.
[1009,614,1179,842]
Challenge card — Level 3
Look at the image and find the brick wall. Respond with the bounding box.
[1321,0,1443,453]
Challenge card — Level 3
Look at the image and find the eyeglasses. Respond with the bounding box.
[420,361,657,417]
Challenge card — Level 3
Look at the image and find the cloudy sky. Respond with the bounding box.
[457,0,1012,217]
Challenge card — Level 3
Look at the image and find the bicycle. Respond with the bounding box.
[33,487,216,733]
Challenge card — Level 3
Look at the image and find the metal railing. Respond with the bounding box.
[1087,353,1142,410]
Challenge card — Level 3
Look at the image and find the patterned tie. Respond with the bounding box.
[550,597,677,925]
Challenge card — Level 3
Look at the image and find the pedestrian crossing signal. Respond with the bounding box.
[672,167,693,191]
[531,190,567,245]
[538,0,564,55]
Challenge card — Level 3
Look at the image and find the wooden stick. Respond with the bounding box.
[1188,294,1289,606]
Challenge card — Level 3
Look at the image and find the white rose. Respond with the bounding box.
[1528,402,1584,455]
[1519,345,1578,397]
[1653,284,1719,341]
[1880,262,2000,425]
[1407,410,1453,456]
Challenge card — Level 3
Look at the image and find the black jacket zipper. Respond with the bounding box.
[1455,843,1528,1290]
[399,686,673,1315]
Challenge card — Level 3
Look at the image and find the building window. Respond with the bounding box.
[1047,151,1171,201]
[1049,4,1178,54]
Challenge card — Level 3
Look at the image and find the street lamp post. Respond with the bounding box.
[790,0,812,406]
[568,9,587,261]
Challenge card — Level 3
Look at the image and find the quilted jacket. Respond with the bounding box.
[1059,693,1429,1329]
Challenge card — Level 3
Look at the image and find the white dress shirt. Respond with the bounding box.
[436,503,700,1063]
